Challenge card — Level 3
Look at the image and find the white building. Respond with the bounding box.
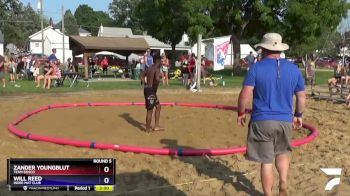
[192,35,257,65]
[98,25,133,37]
[97,25,191,55]
[78,27,91,37]
[0,31,4,56]
[29,26,72,62]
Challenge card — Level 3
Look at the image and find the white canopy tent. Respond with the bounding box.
[75,51,126,60]
[95,51,126,60]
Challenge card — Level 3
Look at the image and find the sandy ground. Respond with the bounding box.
[0,88,349,196]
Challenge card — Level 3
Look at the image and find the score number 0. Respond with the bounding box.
[103,166,110,184]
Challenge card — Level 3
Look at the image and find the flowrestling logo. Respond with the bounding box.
[320,168,342,191]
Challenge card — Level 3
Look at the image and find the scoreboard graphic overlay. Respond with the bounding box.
[7,158,115,191]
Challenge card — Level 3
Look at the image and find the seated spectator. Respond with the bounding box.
[43,61,61,89]
[36,61,51,88]
[328,78,338,88]
[340,66,350,88]
[32,60,40,83]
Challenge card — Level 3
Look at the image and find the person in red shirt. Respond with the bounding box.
[101,56,109,75]
[0,55,6,88]
[188,53,196,84]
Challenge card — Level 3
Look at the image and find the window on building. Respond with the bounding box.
[35,43,39,47]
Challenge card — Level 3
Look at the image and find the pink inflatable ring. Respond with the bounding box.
[7,102,319,156]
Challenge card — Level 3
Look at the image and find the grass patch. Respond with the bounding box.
[300,69,333,85]
[0,68,334,95]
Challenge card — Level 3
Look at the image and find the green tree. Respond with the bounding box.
[282,0,349,60]
[75,4,114,36]
[209,0,349,73]
[136,0,214,64]
[136,0,188,64]
[95,11,114,29]
[210,0,283,73]
[1,2,43,47]
[74,4,97,35]
[64,10,79,35]
[109,0,143,34]
[182,0,214,44]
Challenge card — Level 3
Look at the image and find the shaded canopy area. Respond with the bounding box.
[69,36,149,56]
[69,36,149,79]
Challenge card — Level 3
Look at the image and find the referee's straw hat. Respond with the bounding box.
[255,33,289,51]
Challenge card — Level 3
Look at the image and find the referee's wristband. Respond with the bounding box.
[238,111,245,117]
[294,112,303,118]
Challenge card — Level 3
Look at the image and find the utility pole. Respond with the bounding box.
[196,34,202,92]
[62,5,65,65]
[40,0,44,57]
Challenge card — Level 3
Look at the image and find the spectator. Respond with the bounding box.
[42,61,61,89]
[32,60,40,83]
[8,57,16,83]
[36,61,51,88]
[306,58,316,95]
[89,57,97,76]
[340,66,350,88]
[66,58,72,72]
[16,57,24,80]
[144,48,154,70]
[161,53,170,86]
[201,55,207,84]
[181,55,190,86]
[101,56,109,75]
[27,56,35,80]
[245,51,256,70]
[346,94,350,108]
[188,53,196,84]
[140,54,146,72]
[0,55,6,88]
[48,48,58,62]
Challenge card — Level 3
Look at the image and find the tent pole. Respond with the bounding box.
[83,52,88,80]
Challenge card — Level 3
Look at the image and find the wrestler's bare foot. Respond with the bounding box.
[143,124,152,133]
[152,127,165,132]
[279,182,288,196]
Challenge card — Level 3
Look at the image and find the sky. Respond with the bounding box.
[20,0,112,23]
[20,0,350,32]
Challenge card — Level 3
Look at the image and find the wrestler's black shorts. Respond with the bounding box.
[144,87,159,110]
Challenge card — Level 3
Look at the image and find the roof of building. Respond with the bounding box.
[29,26,64,39]
[97,26,189,50]
[98,27,133,37]
[69,36,149,56]
[0,30,4,43]
[129,35,190,49]
[79,27,91,34]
